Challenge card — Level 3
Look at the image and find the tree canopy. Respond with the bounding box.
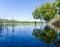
[32,7,40,19]
[32,2,57,22]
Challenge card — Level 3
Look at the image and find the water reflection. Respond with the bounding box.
[0,24,60,47]
[32,25,60,47]
[0,25,3,32]
[0,25,3,41]
[0,25,15,47]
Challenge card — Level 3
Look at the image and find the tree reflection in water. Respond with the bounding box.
[0,25,4,41]
[32,25,60,47]
[0,25,3,32]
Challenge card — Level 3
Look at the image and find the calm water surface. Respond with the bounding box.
[0,24,60,47]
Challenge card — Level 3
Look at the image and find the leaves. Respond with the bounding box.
[32,2,58,22]
[32,7,40,19]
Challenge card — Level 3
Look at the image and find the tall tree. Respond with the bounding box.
[32,2,57,23]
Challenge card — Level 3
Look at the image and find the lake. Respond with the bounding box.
[0,24,60,47]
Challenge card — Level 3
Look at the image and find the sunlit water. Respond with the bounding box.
[0,24,60,47]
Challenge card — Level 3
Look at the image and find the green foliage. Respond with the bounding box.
[55,1,60,7]
[32,2,57,22]
[32,0,60,22]
[32,7,40,19]
[43,12,52,22]
[57,16,60,19]
[55,0,60,1]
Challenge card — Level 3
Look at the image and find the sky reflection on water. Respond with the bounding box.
[0,24,60,47]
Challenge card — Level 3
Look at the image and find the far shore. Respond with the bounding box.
[0,21,46,26]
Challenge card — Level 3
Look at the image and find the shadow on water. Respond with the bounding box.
[32,25,60,47]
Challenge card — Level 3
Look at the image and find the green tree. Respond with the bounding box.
[32,7,42,22]
[32,2,57,23]
[32,7,40,19]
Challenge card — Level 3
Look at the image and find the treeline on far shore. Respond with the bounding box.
[0,19,43,26]
[0,19,41,23]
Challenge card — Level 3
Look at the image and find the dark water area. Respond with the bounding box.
[0,24,60,47]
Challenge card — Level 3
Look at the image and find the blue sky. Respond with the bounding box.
[0,0,55,21]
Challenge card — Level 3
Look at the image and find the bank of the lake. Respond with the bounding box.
[0,19,45,26]
[48,16,60,27]
[51,18,60,27]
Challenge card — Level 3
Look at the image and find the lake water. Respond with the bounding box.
[0,24,60,47]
